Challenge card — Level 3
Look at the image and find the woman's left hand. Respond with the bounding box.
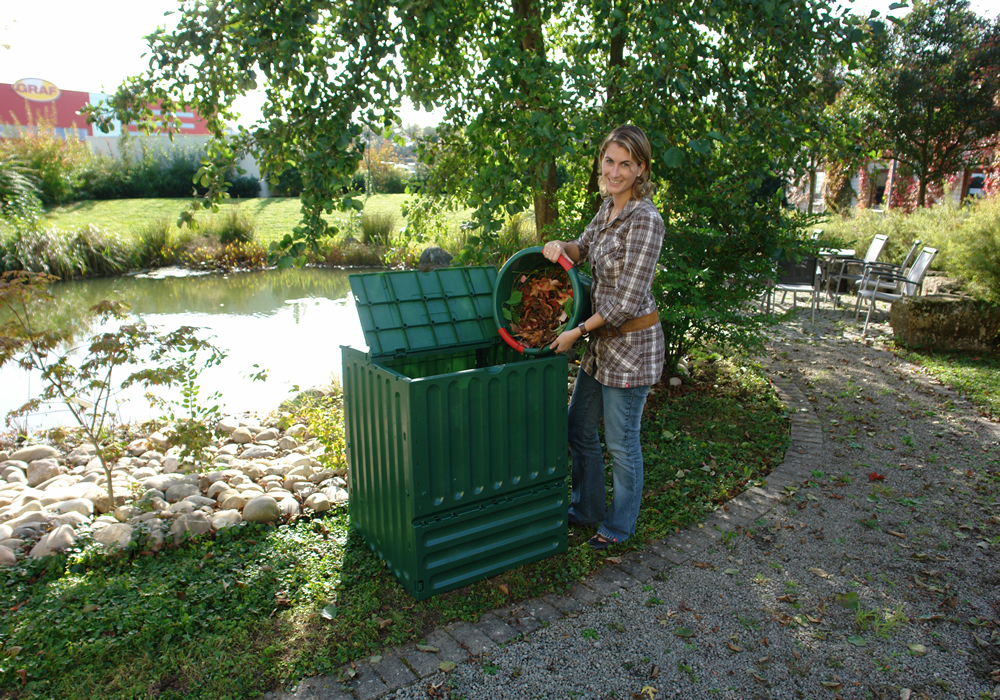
[549,329,579,354]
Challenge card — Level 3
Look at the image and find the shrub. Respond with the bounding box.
[0,116,90,205]
[0,156,42,225]
[205,208,257,246]
[950,197,1000,302]
[132,217,179,268]
[360,211,397,247]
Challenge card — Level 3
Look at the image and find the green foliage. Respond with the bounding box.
[817,197,1000,302]
[893,346,1000,420]
[843,0,1000,207]
[0,224,132,279]
[0,116,91,206]
[359,211,398,247]
[203,207,257,246]
[0,348,789,697]
[0,155,42,226]
[93,0,865,272]
[0,271,232,502]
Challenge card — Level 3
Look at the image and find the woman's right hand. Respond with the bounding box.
[542,241,566,263]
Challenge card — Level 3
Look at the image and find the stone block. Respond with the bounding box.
[890,294,1000,352]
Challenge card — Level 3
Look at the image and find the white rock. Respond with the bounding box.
[216,417,240,435]
[114,505,143,522]
[162,456,184,474]
[95,522,134,549]
[53,499,95,517]
[243,495,281,523]
[292,482,315,497]
[220,492,251,511]
[206,481,232,499]
[669,377,683,387]
[255,428,280,442]
[0,524,10,540]
[52,511,89,528]
[309,469,336,484]
[170,512,212,542]
[285,424,308,439]
[0,539,25,551]
[148,432,171,450]
[2,467,26,484]
[278,497,300,518]
[0,545,16,566]
[165,483,201,503]
[184,495,215,508]
[90,488,130,514]
[265,489,293,500]
[27,459,62,487]
[6,510,50,531]
[66,444,97,466]
[283,475,309,491]
[304,493,331,512]
[29,524,76,558]
[324,486,349,503]
[131,467,158,481]
[10,445,60,463]
[277,436,299,451]
[166,501,196,515]
[231,427,253,444]
[126,439,149,456]
[240,445,277,460]
[288,464,313,478]
[211,510,242,529]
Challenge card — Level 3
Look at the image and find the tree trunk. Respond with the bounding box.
[807,169,816,216]
[516,0,558,239]
[885,160,897,211]
[585,1,628,213]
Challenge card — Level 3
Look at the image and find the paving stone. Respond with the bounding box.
[543,592,584,614]
[647,540,690,566]
[444,620,495,656]
[495,603,543,635]
[724,497,768,521]
[615,553,655,582]
[288,675,352,700]
[346,661,389,700]
[686,524,724,544]
[632,549,670,573]
[522,597,562,623]
[589,563,637,592]
[370,653,417,692]
[399,643,443,679]
[424,628,469,665]
[567,580,603,606]
[663,534,706,560]
[476,611,520,644]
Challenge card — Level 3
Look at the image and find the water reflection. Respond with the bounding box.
[1,267,374,429]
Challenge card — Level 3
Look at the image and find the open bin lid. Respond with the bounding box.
[348,266,501,359]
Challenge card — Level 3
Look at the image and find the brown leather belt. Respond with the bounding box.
[590,310,660,338]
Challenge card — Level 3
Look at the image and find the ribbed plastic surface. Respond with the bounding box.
[342,266,571,599]
[350,266,498,358]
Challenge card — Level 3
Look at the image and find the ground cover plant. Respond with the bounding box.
[0,351,787,699]
[890,345,1000,420]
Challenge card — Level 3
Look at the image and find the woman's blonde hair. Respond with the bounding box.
[597,125,655,201]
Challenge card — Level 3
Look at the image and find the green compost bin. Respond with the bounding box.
[341,266,569,600]
[493,247,592,355]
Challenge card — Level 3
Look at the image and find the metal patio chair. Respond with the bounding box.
[765,255,822,322]
[854,246,939,335]
[825,234,888,307]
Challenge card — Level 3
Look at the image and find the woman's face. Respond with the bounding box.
[602,142,645,200]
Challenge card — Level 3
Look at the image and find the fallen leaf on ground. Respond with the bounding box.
[869,472,885,481]
[416,644,439,653]
[439,661,457,673]
[907,644,928,656]
[808,567,830,578]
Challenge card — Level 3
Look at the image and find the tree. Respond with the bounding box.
[845,0,1000,207]
[92,0,866,367]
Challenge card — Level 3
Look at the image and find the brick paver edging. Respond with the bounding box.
[265,359,821,700]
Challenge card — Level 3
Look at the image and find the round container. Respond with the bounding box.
[492,246,592,355]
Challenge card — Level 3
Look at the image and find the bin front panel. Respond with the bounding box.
[406,354,568,517]
[410,481,568,600]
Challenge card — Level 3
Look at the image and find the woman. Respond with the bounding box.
[542,125,665,551]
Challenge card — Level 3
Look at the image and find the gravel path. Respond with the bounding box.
[271,301,1000,700]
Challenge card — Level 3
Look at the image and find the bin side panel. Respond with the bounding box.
[410,481,568,600]
[407,355,568,517]
[343,347,417,581]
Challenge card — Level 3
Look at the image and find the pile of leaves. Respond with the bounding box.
[502,266,575,348]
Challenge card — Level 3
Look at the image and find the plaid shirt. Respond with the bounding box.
[573,196,665,389]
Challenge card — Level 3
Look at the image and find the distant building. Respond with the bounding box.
[1,77,266,194]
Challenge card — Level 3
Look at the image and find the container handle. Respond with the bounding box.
[498,327,526,354]
[557,254,574,272]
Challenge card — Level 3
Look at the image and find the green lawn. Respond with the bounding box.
[42,195,474,247]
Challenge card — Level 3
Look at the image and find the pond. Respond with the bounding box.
[1,267,375,431]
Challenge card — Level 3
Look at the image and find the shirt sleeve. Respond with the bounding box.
[596,204,664,328]
[571,201,607,264]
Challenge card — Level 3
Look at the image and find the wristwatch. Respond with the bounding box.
[577,322,589,338]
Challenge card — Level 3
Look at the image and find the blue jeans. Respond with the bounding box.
[566,369,650,544]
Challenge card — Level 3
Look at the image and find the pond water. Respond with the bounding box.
[0,267,375,430]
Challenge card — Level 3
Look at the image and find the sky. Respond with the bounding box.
[2,0,997,130]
